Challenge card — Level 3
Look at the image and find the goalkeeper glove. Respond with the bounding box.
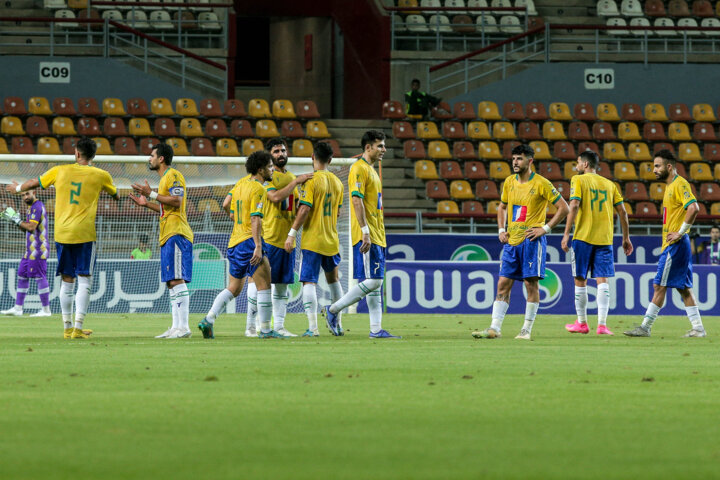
[1,207,21,225]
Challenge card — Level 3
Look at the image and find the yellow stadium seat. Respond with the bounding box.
[292,139,313,157]
[627,142,651,162]
[644,103,668,122]
[272,99,297,119]
[668,122,692,142]
[437,200,460,214]
[529,141,552,160]
[614,161,638,181]
[177,164,200,178]
[398,0,420,13]
[306,120,331,139]
[37,137,61,155]
[649,182,666,201]
[467,121,491,140]
[52,117,77,136]
[477,101,502,121]
[180,118,203,137]
[716,163,720,181]
[176,98,199,117]
[1,116,25,135]
[248,98,272,119]
[564,161,578,179]
[618,122,642,142]
[624,202,633,215]
[0,138,8,154]
[197,198,221,213]
[479,141,503,160]
[129,118,153,136]
[428,140,452,160]
[92,137,113,155]
[542,121,567,140]
[28,97,52,116]
[546,202,557,215]
[549,102,573,121]
[603,142,627,161]
[711,202,720,216]
[102,98,126,116]
[166,138,190,156]
[417,121,442,140]
[151,98,174,116]
[450,180,475,200]
[242,138,264,156]
[678,143,702,162]
[690,162,714,181]
[492,121,517,140]
[216,138,240,156]
[597,103,621,122]
[255,119,280,138]
[489,161,512,180]
[638,162,655,181]
[415,160,439,180]
[692,103,716,122]
[486,200,502,214]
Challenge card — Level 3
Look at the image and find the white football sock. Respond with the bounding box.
[74,276,91,329]
[489,300,509,332]
[330,278,382,314]
[60,280,74,329]
[574,286,588,324]
[522,302,539,333]
[207,288,235,324]
[328,281,344,327]
[272,284,289,330]
[246,282,258,330]
[597,283,610,326]
[174,283,190,330]
[685,305,704,330]
[367,290,383,334]
[641,302,661,330]
[169,289,179,329]
[257,289,272,333]
[302,284,318,332]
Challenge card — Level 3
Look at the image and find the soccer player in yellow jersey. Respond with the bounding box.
[561,151,633,336]
[283,142,345,337]
[129,144,194,339]
[625,149,706,337]
[322,130,400,339]
[6,138,118,339]
[473,144,568,340]
[198,151,282,339]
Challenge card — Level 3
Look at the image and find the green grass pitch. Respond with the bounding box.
[1,313,718,480]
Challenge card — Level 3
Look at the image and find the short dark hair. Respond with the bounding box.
[265,138,287,152]
[578,150,599,168]
[655,149,676,167]
[511,144,534,158]
[152,143,174,166]
[246,151,272,175]
[139,233,149,244]
[314,142,333,164]
[711,224,720,232]
[361,130,386,150]
[411,78,420,85]
[76,137,97,160]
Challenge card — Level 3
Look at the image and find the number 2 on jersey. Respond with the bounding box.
[235,199,243,224]
[589,188,607,212]
[69,182,82,205]
[323,193,332,216]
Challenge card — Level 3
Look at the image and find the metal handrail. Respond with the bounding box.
[384,6,526,12]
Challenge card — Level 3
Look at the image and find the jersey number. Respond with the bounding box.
[589,188,607,212]
[235,199,243,224]
[69,182,82,205]
[323,193,332,217]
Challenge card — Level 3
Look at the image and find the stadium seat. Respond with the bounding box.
[615,162,639,180]
[492,121,517,140]
[619,103,643,122]
[0,138,10,154]
[567,121,592,141]
[502,140,521,159]
[139,138,160,155]
[453,141,476,160]
[577,141,600,156]
[125,9,149,28]
[692,0,714,16]
[649,182,666,201]
[618,122,642,141]
[451,180,475,200]
[37,137,61,155]
[151,98,174,116]
[678,142,702,161]
[26,116,50,136]
[453,101,476,120]
[464,161,488,179]
[128,118,153,136]
[126,98,150,117]
[197,12,222,30]
[102,98,126,116]
[230,119,254,138]
[645,103,668,121]
[690,162,714,181]
[488,161,512,180]
[554,180,571,199]
[404,140,426,159]
[426,180,450,200]
[704,143,720,161]
[52,97,76,116]
[462,200,484,215]
[242,138,264,156]
[437,200,460,215]
[526,102,548,121]
[536,162,562,180]
[553,141,577,160]
[573,103,596,122]
[292,139,313,157]
[468,121,492,140]
[248,98,272,119]
[479,141,503,160]
[499,15,523,33]
[542,121,566,140]
[621,0,644,15]
[49,117,75,136]
[716,163,720,180]
[255,119,279,138]
[563,161,578,179]
[415,160,439,180]
[475,180,500,199]
[153,118,178,137]
[1,116,25,135]
[529,141,552,160]
[103,117,127,136]
[604,142,627,161]
[393,121,415,140]
[431,101,453,120]
[516,0,538,15]
[166,138,189,156]
[486,200,503,214]
[548,102,572,122]
[700,17,720,35]
[428,141,452,160]
[478,101,502,121]
[638,161,655,181]
[476,14,500,33]
[712,202,720,215]
[4,97,27,116]
[114,137,138,155]
[440,161,463,180]
[271,99,296,119]
[629,17,654,35]
[635,201,659,215]
[325,139,343,158]
[675,163,688,177]
[306,120,331,139]
[700,182,720,201]
[149,10,174,30]
[597,103,621,122]
[92,137,113,155]
[281,120,305,138]
[645,0,667,15]
[643,122,667,141]
[442,121,466,140]
[216,138,240,156]
[597,0,620,15]
[11,137,34,154]
[592,122,617,141]
[406,14,429,32]
[101,9,122,22]
[653,142,675,156]
[503,102,525,121]
[628,142,652,161]
[28,97,52,116]
[179,118,203,137]
[203,118,229,138]
[693,122,717,142]
[624,181,648,201]
[198,98,222,117]
[668,0,691,15]
[224,99,247,118]
[692,103,716,122]
[668,103,692,122]
[597,161,613,179]
[381,100,405,120]
[62,137,79,154]
[173,11,197,30]
[175,98,199,117]
[668,122,692,142]
[295,100,321,119]
[451,15,476,34]
[517,121,542,141]
[417,121,442,140]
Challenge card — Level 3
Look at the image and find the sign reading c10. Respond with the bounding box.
[39,62,71,83]
[584,68,614,90]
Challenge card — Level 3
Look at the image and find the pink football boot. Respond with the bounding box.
[596,325,614,335]
[565,320,589,334]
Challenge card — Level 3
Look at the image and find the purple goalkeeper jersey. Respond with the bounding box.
[24,200,49,261]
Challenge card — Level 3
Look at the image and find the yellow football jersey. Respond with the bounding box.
[501,172,561,246]
[228,177,266,248]
[158,168,194,246]
[349,158,386,247]
[297,170,344,256]
[264,170,297,249]
[662,175,697,250]
[569,173,623,246]
[38,164,117,244]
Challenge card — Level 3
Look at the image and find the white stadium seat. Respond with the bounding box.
[620,0,643,16]
[607,17,629,35]
[630,17,653,36]
[428,14,453,32]
[499,14,522,34]
[597,0,620,16]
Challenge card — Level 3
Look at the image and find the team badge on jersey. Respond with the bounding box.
[280,193,294,212]
[512,205,527,222]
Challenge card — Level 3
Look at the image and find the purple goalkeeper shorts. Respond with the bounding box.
[18,258,47,279]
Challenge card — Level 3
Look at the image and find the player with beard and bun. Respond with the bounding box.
[624,149,706,338]
[472,144,569,341]
[0,190,52,317]
[129,143,194,339]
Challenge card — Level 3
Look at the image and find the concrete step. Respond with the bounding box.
[383,187,419,200]
[383,177,423,188]
[324,118,386,128]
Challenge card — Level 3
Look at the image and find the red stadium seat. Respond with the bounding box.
[324,139,343,158]
[25,116,50,136]
[453,141,476,160]
[502,141,521,160]
[699,183,720,201]
[403,140,426,159]
[503,102,526,121]
[393,121,415,140]
[643,122,667,142]
[635,202,659,215]
[693,122,717,142]
[592,122,617,141]
[621,103,644,122]
[281,120,305,138]
[668,103,692,122]
[554,181,571,199]
[230,119,254,138]
[426,180,450,199]
[453,101,476,120]
[439,161,463,180]
[52,97,76,116]
[103,117,128,136]
[464,161,488,180]
[692,0,714,17]
[525,102,548,121]
[198,98,223,117]
[537,162,563,180]
[153,118,178,137]
[624,181,650,201]
[577,141,600,156]
[442,121,466,140]
[703,143,720,162]
[62,137,80,155]
[11,137,34,154]
[77,117,100,136]
[567,121,592,141]
[139,138,161,155]
[78,97,101,116]
[653,142,675,156]
[114,137,138,155]
[597,161,613,179]
[296,100,321,119]
[191,138,215,156]
[462,201,484,215]
[4,97,27,116]
[517,121,542,141]
[382,100,405,119]
[223,99,247,118]
[645,0,667,16]
[573,103,597,122]
[553,141,577,160]
[205,118,229,138]
[475,180,500,200]
[431,101,453,120]
[127,98,151,117]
